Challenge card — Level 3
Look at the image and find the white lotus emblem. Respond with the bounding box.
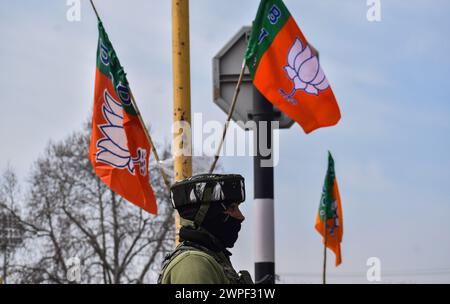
[280,38,330,104]
[96,90,147,176]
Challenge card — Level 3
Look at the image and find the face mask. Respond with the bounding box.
[203,211,244,248]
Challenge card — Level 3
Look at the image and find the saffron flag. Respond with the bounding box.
[315,152,343,266]
[89,20,157,214]
[245,0,341,134]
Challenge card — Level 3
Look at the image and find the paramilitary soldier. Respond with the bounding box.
[158,174,253,284]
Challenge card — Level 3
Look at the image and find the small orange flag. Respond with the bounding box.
[245,0,341,134]
[89,20,157,214]
[315,152,343,266]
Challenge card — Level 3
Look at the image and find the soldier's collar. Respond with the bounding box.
[179,226,231,256]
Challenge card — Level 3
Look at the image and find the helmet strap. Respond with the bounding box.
[193,186,213,226]
[180,217,197,229]
[194,202,210,227]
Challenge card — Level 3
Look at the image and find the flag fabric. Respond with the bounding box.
[315,152,343,266]
[245,0,341,134]
[89,20,157,214]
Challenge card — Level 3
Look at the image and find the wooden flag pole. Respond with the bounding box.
[89,0,171,192]
[209,59,246,174]
[323,220,328,284]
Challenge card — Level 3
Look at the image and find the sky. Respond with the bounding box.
[1,0,450,283]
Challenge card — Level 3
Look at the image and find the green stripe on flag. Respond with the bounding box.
[245,0,291,78]
[96,22,137,116]
[319,152,337,221]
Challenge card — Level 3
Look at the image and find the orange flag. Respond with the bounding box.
[315,152,343,266]
[89,20,157,214]
[245,0,341,134]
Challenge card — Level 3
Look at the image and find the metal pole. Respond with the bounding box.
[253,87,275,284]
[172,0,192,244]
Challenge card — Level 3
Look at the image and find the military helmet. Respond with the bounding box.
[170,174,245,210]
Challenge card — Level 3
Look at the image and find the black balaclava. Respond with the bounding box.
[201,203,244,249]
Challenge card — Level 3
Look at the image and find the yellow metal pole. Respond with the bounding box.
[172,0,192,245]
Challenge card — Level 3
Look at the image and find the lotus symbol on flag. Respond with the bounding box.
[96,90,147,176]
[280,38,329,104]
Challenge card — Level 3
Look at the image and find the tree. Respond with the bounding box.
[1,126,175,283]
[0,166,24,284]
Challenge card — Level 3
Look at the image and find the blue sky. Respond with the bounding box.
[1,0,450,283]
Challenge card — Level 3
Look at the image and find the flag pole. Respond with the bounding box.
[209,59,246,174]
[129,92,172,191]
[89,0,100,20]
[88,0,171,192]
[323,220,328,284]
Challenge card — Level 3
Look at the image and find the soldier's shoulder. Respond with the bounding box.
[162,249,227,284]
[168,249,221,271]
